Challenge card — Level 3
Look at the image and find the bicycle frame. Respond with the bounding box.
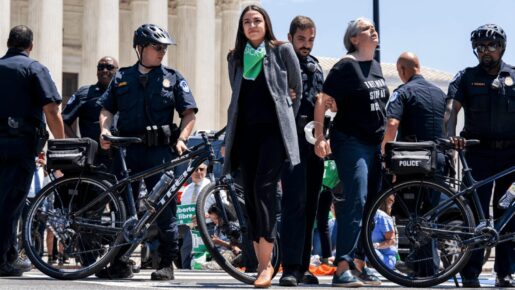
[71,131,222,261]
[420,149,515,246]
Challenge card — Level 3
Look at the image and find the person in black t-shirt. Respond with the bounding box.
[314,17,388,288]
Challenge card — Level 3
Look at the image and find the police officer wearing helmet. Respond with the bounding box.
[280,15,324,286]
[62,56,119,168]
[98,23,197,280]
[0,25,64,276]
[445,24,515,287]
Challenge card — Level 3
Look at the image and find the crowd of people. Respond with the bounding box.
[1,3,514,289]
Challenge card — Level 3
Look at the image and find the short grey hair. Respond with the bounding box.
[343,17,374,53]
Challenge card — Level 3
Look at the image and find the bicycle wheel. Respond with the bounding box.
[23,175,126,280]
[362,179,475,287]
[195,182,281,285]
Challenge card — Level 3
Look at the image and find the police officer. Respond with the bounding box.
[62,56,119,168]
[383,52,446,146]
[280,15,325,286]
[0,25,64,276]
[97,24,197,281]
[445,24,515,287]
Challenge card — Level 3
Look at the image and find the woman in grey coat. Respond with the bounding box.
[222,4,302,288]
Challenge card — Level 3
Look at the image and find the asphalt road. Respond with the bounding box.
[0,269,499,289]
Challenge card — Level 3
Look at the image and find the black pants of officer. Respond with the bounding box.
[280,134,324,273]
[0,137,35,266]
[460,146,515,279]
[113,144,179,269]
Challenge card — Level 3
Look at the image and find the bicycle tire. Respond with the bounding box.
[195,182,281,285]
[23,175,126,280]
[363,179,475,287]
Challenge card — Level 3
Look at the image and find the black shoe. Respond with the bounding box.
[462,278,480,288]
[279,270,299,286]
[95,263,134,279]
[301,270,319,284]
[0,263,23,277]
[12,256,31,272]
[151,267,174,280]
[495,275,514,287]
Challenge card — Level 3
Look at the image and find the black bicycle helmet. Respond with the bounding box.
[133,24,175,48]
[470,24,506,46]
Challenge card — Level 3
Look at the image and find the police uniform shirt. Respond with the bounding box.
[386,75,446,142]
[448,61,515,139]
[298,55,324,121]
[323,58,389,144]
[98,64,198,135]
[62,84,106,141]
[0,48,61,126]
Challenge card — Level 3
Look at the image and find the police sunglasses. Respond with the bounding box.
[97,64,118,71]
[474,42,499,54]
[150,43,168,52]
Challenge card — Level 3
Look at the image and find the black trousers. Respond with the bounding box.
[0,137,35,266]
[238,125,284,243]
[460,146,515,279]
[113,145,179,268]
[316,185,336,259]
[280,134,324,271]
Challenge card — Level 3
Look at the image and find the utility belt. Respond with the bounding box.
[120,124,180,147]
[0,117,49,155]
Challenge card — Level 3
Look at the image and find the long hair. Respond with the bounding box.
[230,5,278,64]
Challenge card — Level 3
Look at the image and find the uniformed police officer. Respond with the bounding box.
[383,52,446,146]
[445,24,515,288]
[62,56,119,168]
[280,16,325,287]
[0,25,64,276]
[97,24,197,281]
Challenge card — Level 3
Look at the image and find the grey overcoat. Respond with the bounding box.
[222,42,302,174]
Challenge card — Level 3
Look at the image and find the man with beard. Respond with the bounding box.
[279,15,325,286]
[445,24,515,288]
[62,56,119,168]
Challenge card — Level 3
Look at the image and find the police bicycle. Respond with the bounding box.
[361,138,515,287]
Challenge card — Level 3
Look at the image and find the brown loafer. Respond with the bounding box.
[254,266,273,288]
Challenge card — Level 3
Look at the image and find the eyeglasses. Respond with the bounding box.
[97,64,117,71]
[150,43,168,52]
[475,42,499,54]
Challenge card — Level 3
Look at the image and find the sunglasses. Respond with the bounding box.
[150,43,168,52]
[475,42,499,54]
[196,167,206,172]
[97,64,117,71]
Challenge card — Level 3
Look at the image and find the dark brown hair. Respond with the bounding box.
[230,5,278,64]
[289,15,316,36]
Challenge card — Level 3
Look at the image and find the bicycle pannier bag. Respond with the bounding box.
[384,141,436,175]
[46,138,98,170]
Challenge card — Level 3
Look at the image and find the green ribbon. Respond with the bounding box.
[243,42,266,80]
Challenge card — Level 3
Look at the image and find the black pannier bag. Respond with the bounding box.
[384,141,436,175]
[46,138,98,170]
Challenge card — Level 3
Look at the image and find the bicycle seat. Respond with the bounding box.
[102,135,142,147]
[436,138,480,150]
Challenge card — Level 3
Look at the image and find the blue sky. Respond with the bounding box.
[262,0,515,75]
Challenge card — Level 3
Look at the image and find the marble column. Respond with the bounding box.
[168,0,178,68]
[175,0,196,89]
[28,0,63,94]
[119,3,133,67]
[80,0,119,86]
[130,0,149,64]
[0,0,10,55]
[219,0,240,129]
[194,0,216,130]
[148,0,168,66]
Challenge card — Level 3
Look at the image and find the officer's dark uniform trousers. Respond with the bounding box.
[0,138,35,265]
[114,145,179,267]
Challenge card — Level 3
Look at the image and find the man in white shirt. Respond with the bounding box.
[181,163,210,205]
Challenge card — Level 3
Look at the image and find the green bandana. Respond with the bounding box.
[243,42,266,80]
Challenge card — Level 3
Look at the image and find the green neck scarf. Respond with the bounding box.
[243,42,266,80]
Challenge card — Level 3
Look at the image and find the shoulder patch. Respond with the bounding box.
[179,80,190,93]
[389,91,400,103]
[67,94,77,106]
